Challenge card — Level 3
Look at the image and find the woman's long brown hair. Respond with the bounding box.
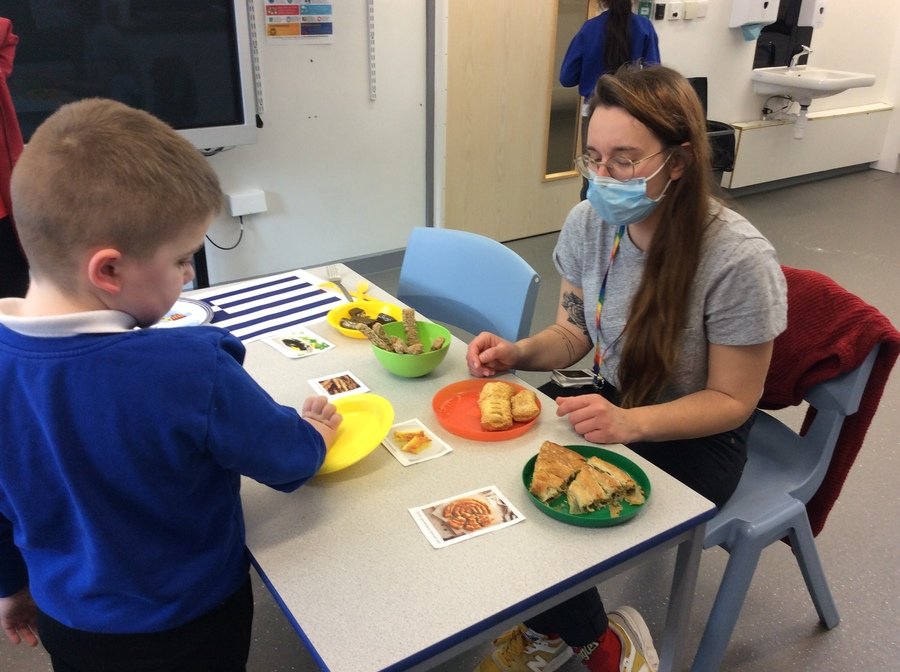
[588,65,715,408]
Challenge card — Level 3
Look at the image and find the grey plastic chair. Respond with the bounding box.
[397,227,541,342]
[690,344,880,672]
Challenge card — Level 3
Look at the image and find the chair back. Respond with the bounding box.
[397,227,541,342]
[761,344,878,504]
[692,268,896,671]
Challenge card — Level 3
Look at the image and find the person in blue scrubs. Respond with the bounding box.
[560,0,661,199]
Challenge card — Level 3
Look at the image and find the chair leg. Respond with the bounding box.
[690,541,764,672]
[787,513,840,629]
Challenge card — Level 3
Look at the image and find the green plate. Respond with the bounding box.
[521,445,651,527]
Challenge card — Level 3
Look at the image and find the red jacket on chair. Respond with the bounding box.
[759,266,900,536]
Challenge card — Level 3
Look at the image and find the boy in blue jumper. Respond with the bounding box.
[0,98,342,671]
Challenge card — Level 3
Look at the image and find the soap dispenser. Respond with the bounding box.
[728,0,777,27]
[798,0,826,28]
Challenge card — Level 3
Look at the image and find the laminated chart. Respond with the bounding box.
[190,269,340,342]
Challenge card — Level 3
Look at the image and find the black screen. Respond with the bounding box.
[3,0,246,141]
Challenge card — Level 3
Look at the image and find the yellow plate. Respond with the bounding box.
[326,300,404,339]
[317,394,395,474]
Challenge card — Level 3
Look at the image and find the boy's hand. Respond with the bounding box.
[0,586,39,647]
[302,396,342,448]
[302,396,342,430]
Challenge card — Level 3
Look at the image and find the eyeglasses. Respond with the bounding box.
[574,148,670,182]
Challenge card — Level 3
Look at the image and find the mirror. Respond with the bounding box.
[545,0,589,180]
[754,0,814,68]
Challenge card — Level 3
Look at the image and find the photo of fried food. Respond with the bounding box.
[393,429,432,454]
[320,375,359,395]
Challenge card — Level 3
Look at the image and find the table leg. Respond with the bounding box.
[657,524,706,672]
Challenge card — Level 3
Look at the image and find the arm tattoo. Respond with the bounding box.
[561,291,589,338]
[548,325,577,362]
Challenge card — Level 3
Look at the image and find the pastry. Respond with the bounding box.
[510,389,540,422]
[585,456,645,506]
[529,441,585,502]
[567,463,622,515]
[478,381,515,431]
[567,456,646,516]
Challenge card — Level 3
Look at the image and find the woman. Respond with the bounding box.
[468,65,787,672]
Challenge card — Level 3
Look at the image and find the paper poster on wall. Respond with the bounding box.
[265,1,334,43]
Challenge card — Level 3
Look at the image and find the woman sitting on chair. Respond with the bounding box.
[466,65,787,672]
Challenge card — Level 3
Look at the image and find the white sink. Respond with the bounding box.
[751,66,876,103]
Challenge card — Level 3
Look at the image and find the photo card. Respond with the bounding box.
[308,370,369,399]
[383,418,452,466]
[264,326,335,359]
[409,485,526,549]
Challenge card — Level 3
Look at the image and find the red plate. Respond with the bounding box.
[432,379,541,441]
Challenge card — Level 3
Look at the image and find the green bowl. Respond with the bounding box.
[370,320,452,378]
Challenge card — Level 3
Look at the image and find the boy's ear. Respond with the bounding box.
[86,248,125,295]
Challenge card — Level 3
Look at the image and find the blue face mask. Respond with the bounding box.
[586,155,673,226]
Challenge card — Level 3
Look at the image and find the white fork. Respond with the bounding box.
[326,264,354,302]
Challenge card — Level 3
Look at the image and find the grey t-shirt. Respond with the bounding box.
[553,199,787,401]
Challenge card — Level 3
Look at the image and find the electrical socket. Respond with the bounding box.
[228,189,267,217]
[667,1,683,20]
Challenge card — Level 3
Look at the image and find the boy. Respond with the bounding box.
[0,98,341,671]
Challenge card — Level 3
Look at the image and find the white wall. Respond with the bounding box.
[203,1,426,285]
[650,0,899,125]
[873,10,900,173]
[200,0,898,285]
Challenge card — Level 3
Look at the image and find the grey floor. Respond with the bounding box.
[3,168,898,670]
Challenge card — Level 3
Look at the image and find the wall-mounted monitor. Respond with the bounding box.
[5,0,258,152]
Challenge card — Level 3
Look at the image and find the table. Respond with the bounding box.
[192,265,716,672]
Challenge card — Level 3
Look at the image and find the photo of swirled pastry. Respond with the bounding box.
[441,497,495,532]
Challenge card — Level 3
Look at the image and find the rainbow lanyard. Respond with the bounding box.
[592,224,625,388]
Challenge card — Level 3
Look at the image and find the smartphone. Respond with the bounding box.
[551,369,595,388]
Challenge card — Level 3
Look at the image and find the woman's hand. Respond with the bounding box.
[555,394,639,445]
[466,332,521,377]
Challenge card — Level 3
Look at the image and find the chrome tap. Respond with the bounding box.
[789,45,813,70]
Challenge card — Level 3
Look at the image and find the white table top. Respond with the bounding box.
[201,266,716,671]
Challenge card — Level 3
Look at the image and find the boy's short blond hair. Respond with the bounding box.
[11,98,223,286]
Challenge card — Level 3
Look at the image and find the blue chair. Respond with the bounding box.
[397,227,541,342]
[690,344,880,672]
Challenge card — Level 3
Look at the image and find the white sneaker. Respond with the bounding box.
[607,607,659,672]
